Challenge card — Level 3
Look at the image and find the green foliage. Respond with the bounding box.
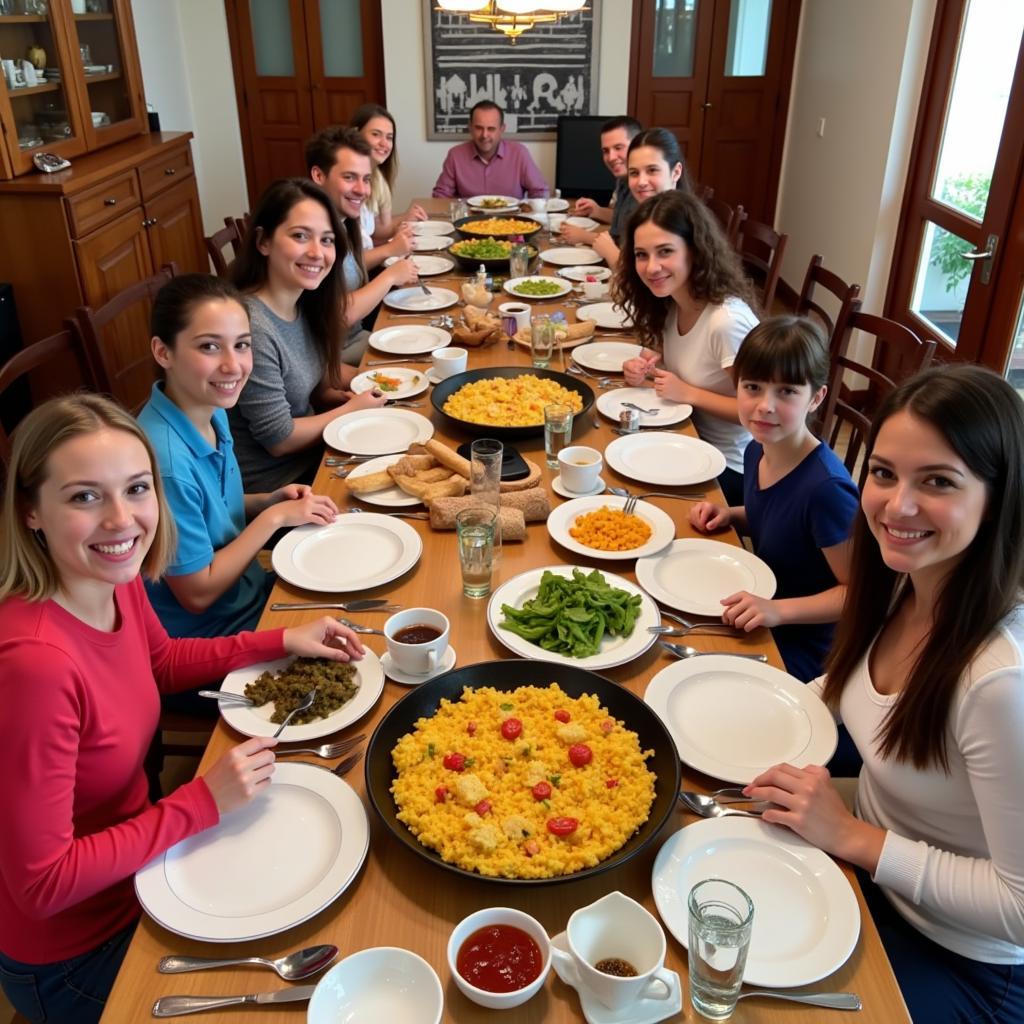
[929,173,991,293]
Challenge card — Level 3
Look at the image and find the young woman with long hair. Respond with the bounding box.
[617,189,759,503]
[745,365,1024,1021]
[228,177,385,492]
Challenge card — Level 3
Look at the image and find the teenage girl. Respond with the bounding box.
[618,189,759,504]
[745,365,1024,1022]
[139,273,339,639]
[689,316,858,681]
[228,177,386,493]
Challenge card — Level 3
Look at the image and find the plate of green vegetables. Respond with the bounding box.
[488,565,660,669]
[503,275,572,300]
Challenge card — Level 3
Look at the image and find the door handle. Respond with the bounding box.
[701,101,712,109]
[958,233,998,284]
[959,250,991,260]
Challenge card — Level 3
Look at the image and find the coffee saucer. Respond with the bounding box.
[552,474,606,499]
[382,646,457,686]
[426,370,444,385]
[550,932,682,1024]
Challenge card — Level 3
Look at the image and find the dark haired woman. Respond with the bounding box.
[138,273,339,639]
[618,189,759,504]
[746,365,1024,1022]
[227,177,385,493]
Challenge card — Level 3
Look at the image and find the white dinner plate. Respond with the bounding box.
[322,408,433,455]
[576,301,635,329]
[410,235,454,253]
[487,564,660,671]
[541,246,603,266]
[271,515,422,592]
[383,286,459,312]
[652,819,859,987]
[605,432,727,486]
[368,324,452,354]
[635,538,776,615]
[218,650,385,740]
[596,388,692,427]
[643,655,837,783]
[135,763,369,942]
[571,340,643,372]
[350,366,429,399]
[384,254,455,277]
[547,494,675,561]
[503,275,573,300]
[344,454,421,508]
[557,265,612,283]
[468,194,521,212]
[546,198,570,212]
[412,220,455,235]
[565,215,599,230]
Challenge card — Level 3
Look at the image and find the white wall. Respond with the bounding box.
[131,0,249,235]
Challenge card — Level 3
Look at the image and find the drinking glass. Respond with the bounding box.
[470,438,502,563]
[544,403,573,468]
[531,315,555,368]
[509,242,530,279]
[456,508,497,598]
[687,879,754,1020]
[450,198,468,223]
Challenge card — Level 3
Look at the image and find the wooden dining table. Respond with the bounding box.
[101,201,910,1022]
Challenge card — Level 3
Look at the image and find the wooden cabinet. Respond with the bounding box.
[0,0,146,179]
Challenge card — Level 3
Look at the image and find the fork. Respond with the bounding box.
[293,750,364,777]
[621,401,659,415]
[647,624,740,638]
[272,687,318,737]
[623,494,639,516]
[345,508,430,521]
[385,401,424,409]
[275,734,365,759]
[336,617,387,636]
[607,486,706,502]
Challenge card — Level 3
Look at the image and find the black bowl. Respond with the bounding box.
[430,365,595,439]
[454,214,543,242]
[364,660,681,885]
[446,239,539,271]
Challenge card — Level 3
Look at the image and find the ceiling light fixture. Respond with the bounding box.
[435,1,589,43]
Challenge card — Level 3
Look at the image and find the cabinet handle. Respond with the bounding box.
[104,198,117,206]
[164,167,176,176]
[142,217,157,228]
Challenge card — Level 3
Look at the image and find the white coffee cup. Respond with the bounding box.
[498,301,532,333]
[527,197,546,212]
[551,891,674,1012]
[384,608,450,676]
[431,346,467,380]
[548,213,567,233]
[558,445,603,493]
[582,279,607,301]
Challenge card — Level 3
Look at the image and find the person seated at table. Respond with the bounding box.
[431,100,548,200]
[688,316,857,681]
[618,189,759,504]
[306,126,420,359]
[0,393,367,1024]
[350,103,428,246]
[139,273,340,642]
[559,115,642,248]
[228,177,386,493]
[745,364,1024,1024]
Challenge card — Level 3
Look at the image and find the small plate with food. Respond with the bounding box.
[502,276,572,300]
[384,254,456,277]
[350,366,429,399]
[468,194,522,213]
[556,265,613,283]
[547,495,675,561]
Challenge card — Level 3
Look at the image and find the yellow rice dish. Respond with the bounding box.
[442,374,584,427]
[390,683,656,879]
[460,217,540,236]
[570,506,653,551]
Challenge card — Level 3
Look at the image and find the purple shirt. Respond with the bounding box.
[432,140,548,199]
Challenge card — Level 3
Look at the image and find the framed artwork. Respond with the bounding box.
[423,1,601,141]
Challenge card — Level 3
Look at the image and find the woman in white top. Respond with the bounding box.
[618,189,759,503]
[746,365,1024,1022]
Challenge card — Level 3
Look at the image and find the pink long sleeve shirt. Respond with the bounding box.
[0,577,285,964]
[431,139,549,199]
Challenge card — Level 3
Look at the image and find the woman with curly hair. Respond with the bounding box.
[618,189,759,503]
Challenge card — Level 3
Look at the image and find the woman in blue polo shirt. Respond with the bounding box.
[138,274,338,640]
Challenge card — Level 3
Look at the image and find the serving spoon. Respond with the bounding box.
[158,944,338,981]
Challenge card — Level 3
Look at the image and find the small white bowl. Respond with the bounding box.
[308,947,443,1024]
[447,907,552,1010]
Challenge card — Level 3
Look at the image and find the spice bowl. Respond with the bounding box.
[447,906,552,1009]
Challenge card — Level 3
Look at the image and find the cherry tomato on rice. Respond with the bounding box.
[547,816,579,836]
[554,709,571,723]
[443,752,467,772]
[531,781,552,801]
[501,717,523,741]
[568,743,593,767]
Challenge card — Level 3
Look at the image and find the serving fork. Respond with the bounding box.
[274,734,365,759]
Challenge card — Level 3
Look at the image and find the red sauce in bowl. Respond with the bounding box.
[457,924,543,993]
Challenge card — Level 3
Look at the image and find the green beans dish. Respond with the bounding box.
[511,278,565,297]
[244,658,360,724]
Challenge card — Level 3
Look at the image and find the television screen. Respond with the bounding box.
[555,115,616,202]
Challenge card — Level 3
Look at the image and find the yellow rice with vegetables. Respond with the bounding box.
[442,374,583,427]
[390,683,656,879]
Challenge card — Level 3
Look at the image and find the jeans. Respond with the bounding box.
[0,921,136,1024]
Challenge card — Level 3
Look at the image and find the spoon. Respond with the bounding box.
[736,991,861,1010]
[158,944,338,981]
[273,687,317,738]
[678,791,766,817]
[659,640,767,663]
[621,401,659,415]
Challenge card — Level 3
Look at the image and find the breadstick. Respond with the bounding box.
[423,439,472,478]
[388,454,436,477]
[413,467,453,484]
[421,475,468,504]
[345,470,395,495]
[393,475,431,499]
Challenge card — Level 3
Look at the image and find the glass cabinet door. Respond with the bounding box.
[0,0,87,171]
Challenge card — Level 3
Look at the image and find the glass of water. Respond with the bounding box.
[470,438,503,563]
[544,402,573,468]
[531,315,555,368]
[449,198,468,223]
[456,508,497,598]
[687,878,754,1020]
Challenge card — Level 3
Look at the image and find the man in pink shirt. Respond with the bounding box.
[432,100,549,199]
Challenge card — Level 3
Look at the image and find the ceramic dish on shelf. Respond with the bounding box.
[322,408,433,455]
[604,431,726,486]
[540,246,603,267]
[546,494,675,561]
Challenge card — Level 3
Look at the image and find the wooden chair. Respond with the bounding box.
[75,263,178,415]
[707,197,745,246]
[795,254,862,362]
[737,218,787,309]
[204,220,242,277]
[692,181,714,203]
[0,320,107,469]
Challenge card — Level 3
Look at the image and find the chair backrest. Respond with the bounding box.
[0,320,106,467]
[825,396,873,490]
[692,182,714,203]
[795,254,862,360]
[231,213,251,245]
[706,196,744,246]
[737,218,788,309]
[76,263,178,415]
[205,221,241,277]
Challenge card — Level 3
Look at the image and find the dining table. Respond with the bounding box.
[101,199,910,1023]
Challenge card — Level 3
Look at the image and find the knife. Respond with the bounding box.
[153,985,316,1016]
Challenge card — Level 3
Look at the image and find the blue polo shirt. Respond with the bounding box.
[139,382,273,638]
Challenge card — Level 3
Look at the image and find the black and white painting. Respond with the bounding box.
[423,2,601,140]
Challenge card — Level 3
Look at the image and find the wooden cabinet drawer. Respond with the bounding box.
[65,171,141,238]
[137,145,194,201]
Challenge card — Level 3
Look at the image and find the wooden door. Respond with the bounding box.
[628,0,801,224]
[145,177,207,275]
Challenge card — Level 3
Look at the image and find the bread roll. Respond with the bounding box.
[421,475,468,504]
[429,499,526,540]
[388,454,436,477]
[413,467,453,484]
[346,470,395,495]
[423,439,472,478]
[495,487,550,521]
